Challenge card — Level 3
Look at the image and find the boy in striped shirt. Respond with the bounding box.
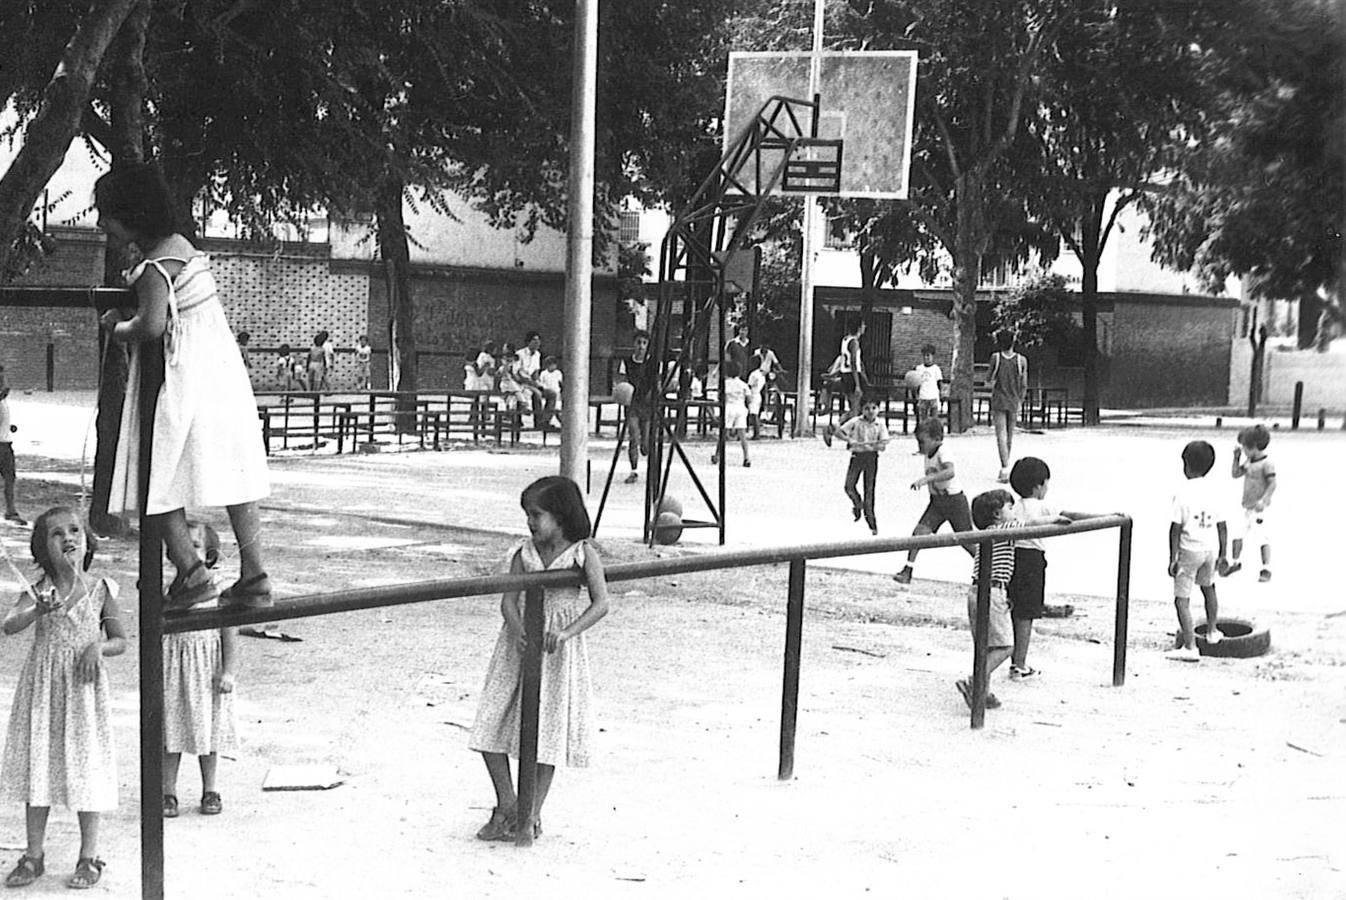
[957,489,1019,710]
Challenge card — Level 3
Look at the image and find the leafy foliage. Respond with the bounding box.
[991,272,1073,351]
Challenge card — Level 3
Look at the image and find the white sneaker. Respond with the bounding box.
[1165,646,1201,662]
[1205,627,1223,645]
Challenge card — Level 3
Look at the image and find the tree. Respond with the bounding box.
[991,271,1074,365]
[832,0,1065,431]
[1143,0,1344,348]
[0,0,140,281]
[1020,0,1231,425]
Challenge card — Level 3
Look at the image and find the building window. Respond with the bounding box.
[619,210,641,243]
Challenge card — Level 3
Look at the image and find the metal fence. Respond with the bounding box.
[140,510,1132,898]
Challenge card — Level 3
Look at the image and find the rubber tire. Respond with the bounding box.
[1196,617,1271,659]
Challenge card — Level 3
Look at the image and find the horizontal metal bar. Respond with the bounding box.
[165,516,1129,634]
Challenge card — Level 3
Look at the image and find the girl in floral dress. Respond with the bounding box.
[1,507,126,890]
[469,476,610,841]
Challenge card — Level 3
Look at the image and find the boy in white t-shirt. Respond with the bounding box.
[912,343,943,425]
[1167,440,1229,662]
[537,356,563,430]
[1007,457,1093,678]
[0,366,25,525]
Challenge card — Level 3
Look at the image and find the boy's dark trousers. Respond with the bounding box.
[844,450,878,530]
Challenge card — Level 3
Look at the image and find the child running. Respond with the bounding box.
[96,162,273,615]
[1167,440,1228,662]
[956,490,1018,710]
[712,360,752,468]
[834,396,889,535]
[469,476,610,841]
[1,507,126,890]
[893,417,973,585]
[0,366,24,525]
[162,522,238,820]
[1006,458,1081,679]
[1226,424,1275,582]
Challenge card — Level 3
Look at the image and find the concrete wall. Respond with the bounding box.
[1230,342,1346,412]
[1106,295,1236,407]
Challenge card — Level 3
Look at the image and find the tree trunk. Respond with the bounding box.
[947,173,988,434]
[1078,212,1103,426]
[376,174,418,433]
[0,0,139,281]
[90,0,150,538]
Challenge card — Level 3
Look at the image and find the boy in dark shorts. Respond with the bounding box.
[1006,457,1087,679]
[957,489,1018,709]
[893,417,973,585]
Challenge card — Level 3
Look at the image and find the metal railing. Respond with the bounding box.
[139,513,1133,898]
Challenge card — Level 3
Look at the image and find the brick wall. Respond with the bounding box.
[1108,296,1236,407]
[365,263,619,391]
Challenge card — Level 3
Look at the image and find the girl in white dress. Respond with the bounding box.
[1,507,126,890]
[469,476,610,841]
[162,522,238,819]
[95,163,273,613]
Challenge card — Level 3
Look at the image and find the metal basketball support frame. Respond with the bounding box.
[595,94,842,545]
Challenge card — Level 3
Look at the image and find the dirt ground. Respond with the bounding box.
[0,392,1343,899]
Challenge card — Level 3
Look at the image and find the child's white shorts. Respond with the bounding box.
[1242,507,1271,546]
[1173,547,1216,599]
[725,405,749,431]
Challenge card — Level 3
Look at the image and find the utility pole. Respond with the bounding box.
[560,0,598,483]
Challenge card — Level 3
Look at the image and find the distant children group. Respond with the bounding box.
[465,332,565,431]
[270,332,372,391]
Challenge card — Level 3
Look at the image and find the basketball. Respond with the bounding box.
[904,370,923,392]
[613,381,635,405]
[653,510,683,545]
[657,495,684,518]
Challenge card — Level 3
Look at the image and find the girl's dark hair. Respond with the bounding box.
[30,506,96,576]
[1008,456,1050,498]
[314,331,329,345]
[521,476,591,542]
[93,162,180,241]
[971,489,1015,529]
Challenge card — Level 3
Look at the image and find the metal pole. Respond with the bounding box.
[514,586,545,847]
[970,538,992,729]
[791,0,827,437]
[137,340,165,900]
[778,558,805,780]
[1291,381,1303,429]
[558,0,598,485]
[1112,520,1133,687]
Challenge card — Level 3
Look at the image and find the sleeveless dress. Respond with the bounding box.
[108,254,270,516]
[163,611,237,756]
[468,539,595,768]
[0,577,118,810]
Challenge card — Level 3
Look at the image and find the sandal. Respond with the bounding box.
[200,791,222,815]
[4,854,43,888]
[220,572,273,610]
[162,794,179,818]
[955,678,1001,710]
[475,806,515,841]
[164,560,218,611]
[66,857,103,890]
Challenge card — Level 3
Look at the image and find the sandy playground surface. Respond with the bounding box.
[0,391,1342,899]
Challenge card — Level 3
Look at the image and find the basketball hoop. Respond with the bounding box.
[783,138,844,194]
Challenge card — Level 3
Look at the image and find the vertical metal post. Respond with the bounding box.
[137,340,165,900]
[1112,519,1133,687]
[46,341,55,392]
[558,0,598,484]
[970,538,992,729]
[1291,381,1303,429]
[778,558,805,780]
[514,586,545,847]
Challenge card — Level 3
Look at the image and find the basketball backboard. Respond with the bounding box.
[724,51,918,200]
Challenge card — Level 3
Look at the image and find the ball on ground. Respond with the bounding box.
[613,382,635,405]
[654,510,683,545]
[903,369,923,392]
[657,494,683,518]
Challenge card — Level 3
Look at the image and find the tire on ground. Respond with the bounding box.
[1196,617,1271,658]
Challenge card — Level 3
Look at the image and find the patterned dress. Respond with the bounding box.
[0,577,118,811]
[163,617,237,757]
[108,254,270,517]
[469,540,595,768]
